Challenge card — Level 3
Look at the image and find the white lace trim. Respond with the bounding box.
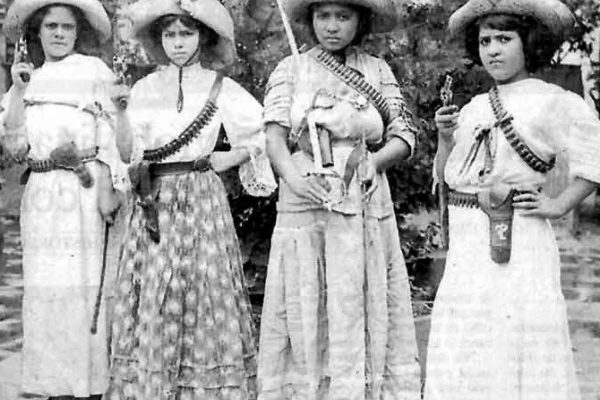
[238,146,277,197]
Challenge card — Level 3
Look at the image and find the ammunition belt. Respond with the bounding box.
[448,188,528,209]
[312,49,391,125]
[143,72,224,163]
[489,86,555,173]
[27,147,98,172]
[149,159,212,177]
[448,190,479,208]
[142,102,218,163]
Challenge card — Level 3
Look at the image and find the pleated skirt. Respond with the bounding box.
[257,210,421,400]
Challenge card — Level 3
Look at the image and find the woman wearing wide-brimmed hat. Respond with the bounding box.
[256,0,421,399]
[425,1,600,399]
[0,0,125,398]
[107,0,276,399]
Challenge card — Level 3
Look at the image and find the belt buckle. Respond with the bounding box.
[193,157,211,172]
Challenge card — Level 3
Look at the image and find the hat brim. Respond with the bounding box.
[127,0,236,69]
[448,0,575,41]
[3,0,112,43]
[283,0,399,34]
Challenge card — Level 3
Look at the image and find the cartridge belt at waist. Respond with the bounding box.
[27,147,98,173]
[448,188,529,209]
[448,190,479,208]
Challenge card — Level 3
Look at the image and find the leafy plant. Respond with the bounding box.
[107,0,600,295]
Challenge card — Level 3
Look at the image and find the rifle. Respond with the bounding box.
[89,43,131,334]
[91,222,110,334]
[438,75,453,250]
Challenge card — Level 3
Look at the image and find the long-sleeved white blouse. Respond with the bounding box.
[0,53,126,189]
[444,78,600,192]
[127,63,276,196]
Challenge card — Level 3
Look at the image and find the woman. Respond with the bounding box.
[257,1,421,399]
[108,0,276,399]
[0,0,124,398]
[425,1,600,399]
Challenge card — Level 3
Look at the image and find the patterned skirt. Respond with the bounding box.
[108,170,257,400]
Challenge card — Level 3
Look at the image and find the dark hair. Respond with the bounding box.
[24,3,100,67]
[149,14,219,61]
[306,3,372,47]
[464,13,558,73]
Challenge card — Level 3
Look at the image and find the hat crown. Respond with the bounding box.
[3,0,112,43]
[127,0,236,69]
[448,0,575,41]
[283,0,401,34]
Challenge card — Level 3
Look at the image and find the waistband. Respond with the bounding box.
[448,190,478,208]
[448,188,529,209]
[27,147,98,173]
[149,158,212,177]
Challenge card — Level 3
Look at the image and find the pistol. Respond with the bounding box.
[437,74,454,250]
[440,75,454,107]
[16,35,31,83]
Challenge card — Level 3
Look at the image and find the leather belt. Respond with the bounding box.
[149,158,212,177]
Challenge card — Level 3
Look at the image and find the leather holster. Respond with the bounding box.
[50,142,94,188]
[477,184,515,264]
[129,162,160,243]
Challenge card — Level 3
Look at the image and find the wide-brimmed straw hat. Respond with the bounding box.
[449,0,575,41]
[283,0,400,34]
[3,0,112,43]
[127,0,236,69]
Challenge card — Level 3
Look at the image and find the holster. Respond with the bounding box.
[477,184,515,264]
[49,142,94,188]
[21,142,95,187]
[128,162,160,243]
[297,124,334,168]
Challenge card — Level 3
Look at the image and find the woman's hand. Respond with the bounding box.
[435,105,459,142]
[10,62,34,91]
[513,178,598,219]
[287,174,331,204]
[513,189,565,219]
[358,154,378,200]
[109,82,130,111]
[98,189,121,224]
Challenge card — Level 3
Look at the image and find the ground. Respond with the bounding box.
[0,183,599,399]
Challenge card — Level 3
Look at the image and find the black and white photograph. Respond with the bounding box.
[0,0,599,399]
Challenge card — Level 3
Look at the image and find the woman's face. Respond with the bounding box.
[39,6,78,62]
[312,3,360,52]
[478,27,528,85]
[162,19,200,67]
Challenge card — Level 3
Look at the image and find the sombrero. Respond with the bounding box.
[127,0,236,69]
[3,0,112,43]
[448,0,575,41]
[283,0,400,34]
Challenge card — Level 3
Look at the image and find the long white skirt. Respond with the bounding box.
[424,205,580,400]
[257,210,421,400]
[19,167,108,397]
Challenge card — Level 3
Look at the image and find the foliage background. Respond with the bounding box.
[2,0,600,306]
[91,0,600,302]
